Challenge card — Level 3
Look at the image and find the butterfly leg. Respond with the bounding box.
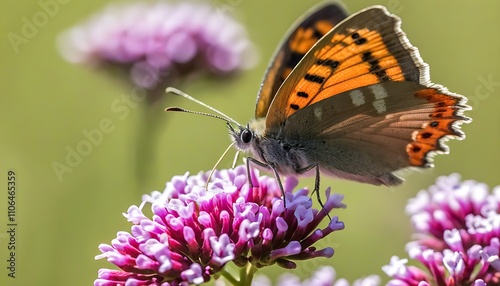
[295,163,329,218]
[246,157,287,207]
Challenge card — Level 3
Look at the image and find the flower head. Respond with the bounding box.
[383,174,500,285]
[58,1,256,101]
[95,166,345,285]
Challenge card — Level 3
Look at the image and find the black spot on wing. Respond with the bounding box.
[351,32,367,45]
[421,132,433,139]
[287,51,304,70]
[362,51,389,81]
[316,59,339,70]
[312,28,324,40]
[297,91,309,98]
[304,73,325,84]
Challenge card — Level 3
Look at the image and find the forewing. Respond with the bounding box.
[266,6,427,126]
[255,1,348,119]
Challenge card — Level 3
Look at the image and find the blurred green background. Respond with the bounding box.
[1,0,499,285]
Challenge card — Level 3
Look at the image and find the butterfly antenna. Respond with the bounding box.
[205,141,236,190]
[165,87,241,126]
[165,107,235,124]
[232,151,240,169]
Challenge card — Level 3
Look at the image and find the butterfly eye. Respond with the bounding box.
[240,129,252,144]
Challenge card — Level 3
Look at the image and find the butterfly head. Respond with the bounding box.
[228,118,265,153]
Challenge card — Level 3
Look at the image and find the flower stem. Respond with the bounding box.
[219,263,258,286]
[134,100,163,190]
[220,266,239,285]
[240,263,258,286]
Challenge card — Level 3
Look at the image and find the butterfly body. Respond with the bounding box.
[232,117,317,178]
[232,120,403,186]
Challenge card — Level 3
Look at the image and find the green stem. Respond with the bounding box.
[220,266,239,285]
[219,263,258,286]
[134,100,162,190]
[240,263,258,286]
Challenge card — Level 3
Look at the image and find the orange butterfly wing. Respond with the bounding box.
[267,7,416,123]
[266,6,470,169]
[255,1,348,119]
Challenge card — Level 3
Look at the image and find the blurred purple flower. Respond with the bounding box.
[251,266,380,286]
[58,1,256,101]
[383,174,500,285]
[95,165,345,285]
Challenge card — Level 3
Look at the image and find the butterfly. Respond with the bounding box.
[166,1,471,196]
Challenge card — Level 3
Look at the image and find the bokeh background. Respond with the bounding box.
[1,0,499,285]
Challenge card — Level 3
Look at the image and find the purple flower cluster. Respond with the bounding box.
[383,174,500,285]
[58,1,256,90]
[95,166,345,285]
